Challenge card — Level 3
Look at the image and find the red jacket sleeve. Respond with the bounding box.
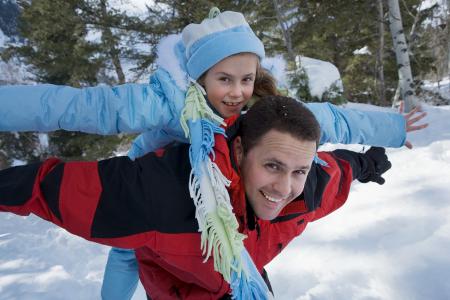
[0,158,155,249]
[308,152,354,222]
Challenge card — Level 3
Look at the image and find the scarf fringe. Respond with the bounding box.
[230,249,274,300]
[188,158,245,283]
[189,119,225,177]
[181,83,225,138]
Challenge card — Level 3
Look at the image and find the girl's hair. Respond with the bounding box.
[252,63,280,98]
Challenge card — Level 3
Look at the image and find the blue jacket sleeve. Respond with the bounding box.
[306,102,406,147]
[128,101,407,160]
[0,69,185,135]
[127,129,188,160]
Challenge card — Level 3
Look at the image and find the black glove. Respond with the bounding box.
[358,147,392,185]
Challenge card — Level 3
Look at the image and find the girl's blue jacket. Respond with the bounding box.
[0,34,406,160]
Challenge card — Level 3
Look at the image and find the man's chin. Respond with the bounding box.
[253,209,278,221]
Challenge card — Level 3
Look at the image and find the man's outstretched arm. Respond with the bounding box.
[306,147,392,221]
[0,152,182,249]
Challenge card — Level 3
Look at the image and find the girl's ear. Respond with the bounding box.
[233,136,244,166]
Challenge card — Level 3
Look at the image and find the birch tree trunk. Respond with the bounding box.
[377,0,387,105]
[447,0,450,86]
[387,0,416,112]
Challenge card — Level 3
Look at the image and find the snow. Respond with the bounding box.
[262,55,288,89]
[0,29,6,48]
[38,133,49,150]
[112,0,155,17]
[418,0,447,27]
[1,96,449,299]
[353,46,372,56]
[11,159,26,167]
[84,28,102,44]
[423,77,450,103]
[300,56,343,98]
[418,0,441,11]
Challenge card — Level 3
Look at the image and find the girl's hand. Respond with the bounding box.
[398,101,429,149]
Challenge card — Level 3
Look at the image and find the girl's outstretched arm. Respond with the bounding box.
[0,70,185,135]
[306,102,426,147]
[398,101,428,149]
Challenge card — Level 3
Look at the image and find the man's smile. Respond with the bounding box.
[260,190,286,203]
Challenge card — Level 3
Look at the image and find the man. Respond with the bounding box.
[0,96,391,299]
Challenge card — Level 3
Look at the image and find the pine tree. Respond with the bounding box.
[144,0,248,32]
[15,0,102,85]
[79,0,157,84]
[4,0,129,162]
[0,132,44,168]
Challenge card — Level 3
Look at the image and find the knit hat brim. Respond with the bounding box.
[184,22,265,80]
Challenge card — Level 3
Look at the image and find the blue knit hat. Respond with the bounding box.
[182,9,265,80]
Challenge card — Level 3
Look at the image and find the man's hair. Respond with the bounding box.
[240,95,321,153]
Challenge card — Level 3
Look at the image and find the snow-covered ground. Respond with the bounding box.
[0,100,449,299]
[423,77,450,104]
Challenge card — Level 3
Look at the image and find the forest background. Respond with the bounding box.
[0,0,448,166]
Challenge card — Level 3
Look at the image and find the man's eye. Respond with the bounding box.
[293,170,306,176]
[265,163,279,171]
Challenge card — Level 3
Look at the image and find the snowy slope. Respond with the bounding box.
[0,102,449,300]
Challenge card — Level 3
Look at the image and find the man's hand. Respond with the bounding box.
[359,147,392,185]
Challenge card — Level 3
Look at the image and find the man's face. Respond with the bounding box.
[235,129,316,220]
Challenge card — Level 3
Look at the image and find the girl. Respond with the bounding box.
[0,9,426,299]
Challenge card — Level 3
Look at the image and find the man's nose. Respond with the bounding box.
[272,174,291,199]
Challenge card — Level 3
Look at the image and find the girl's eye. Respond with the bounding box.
[219,77,231,83]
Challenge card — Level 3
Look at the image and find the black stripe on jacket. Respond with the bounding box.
[0,162,41,206]
[91,144,199,238]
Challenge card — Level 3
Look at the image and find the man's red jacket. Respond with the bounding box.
[0,131,362,299]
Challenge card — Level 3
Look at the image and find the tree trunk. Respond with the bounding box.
[447,0,450,87]
[272,0,296,65]
[387,0,416,111]
[0,151,8,169]
[100,0,126,84]
[376,0,387,105]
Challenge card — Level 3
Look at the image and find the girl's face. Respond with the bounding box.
[203,53,258,118]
